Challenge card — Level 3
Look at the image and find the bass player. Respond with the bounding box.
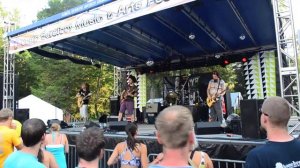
[207,71,226,123]
[76,83,91,122]
[117,75,137,122]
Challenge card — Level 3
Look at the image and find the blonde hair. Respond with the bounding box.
[155,105,194,149]
[51,123,61,131]
[0,108,14,122]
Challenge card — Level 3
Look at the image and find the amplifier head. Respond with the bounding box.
[146,103,161,113]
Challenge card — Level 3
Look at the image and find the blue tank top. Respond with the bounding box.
[119,142,141,167]
[46,132,67,168]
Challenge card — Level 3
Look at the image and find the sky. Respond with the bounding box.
[0,0,300,31]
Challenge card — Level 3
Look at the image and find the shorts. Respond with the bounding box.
[119,100,134,115]
[80,104,88,118]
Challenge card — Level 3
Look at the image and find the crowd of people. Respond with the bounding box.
[0,96,300,168]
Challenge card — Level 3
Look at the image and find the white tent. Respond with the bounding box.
[18,94,63,124]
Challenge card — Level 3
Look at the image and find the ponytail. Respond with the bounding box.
[37,149,44,163]
[125,123,139,151]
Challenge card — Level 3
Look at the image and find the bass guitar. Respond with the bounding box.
[121,89,136,102]
[77,93,92,108]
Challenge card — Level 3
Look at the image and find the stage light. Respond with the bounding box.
[241,57,247,63]
[189,32,195,40]
[224,59,230,65]
[239,34,246,40]
[146,58,154,66]
[215,54,221,59]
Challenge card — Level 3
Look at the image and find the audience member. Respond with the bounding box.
[0,108,23,167]
[245,96,300,168]
[149,105,195,168]
[11,119,22,137]
[108,123,148,168]
[37,148,58,168]
[76,127,105,168]
[44,123,69,168]
[4,118,46,168]
[188,132,213,168]
[151,122,214,168]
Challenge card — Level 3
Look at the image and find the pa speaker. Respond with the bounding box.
[240,99,266,139]
[15,108,29,124]
[108,121,127,132]
[194,122,223,135]
[84,121,100,128]
[110,96,120,116]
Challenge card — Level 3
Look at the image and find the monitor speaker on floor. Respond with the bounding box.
[108,121,127,132]
[240,99,266,139]
[194,122,223,135]
[84,121,100,128]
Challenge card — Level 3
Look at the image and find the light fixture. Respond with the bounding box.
[239,34,246,40]
[214,54,221,59]
[146,58,154,66]
[189,32,196,40]
[241,57,248,63]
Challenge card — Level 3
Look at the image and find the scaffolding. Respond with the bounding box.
[272,0,300,133]
[272,0,300,112]
[113,66,122,96]
[2,21,15,111]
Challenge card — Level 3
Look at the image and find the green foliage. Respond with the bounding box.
[1,0,114,119]
[37,0,86,20]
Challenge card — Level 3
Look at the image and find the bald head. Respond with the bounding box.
[155,105,194,149]
[261,96,290,128]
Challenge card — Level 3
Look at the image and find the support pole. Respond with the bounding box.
[2,21,15,111]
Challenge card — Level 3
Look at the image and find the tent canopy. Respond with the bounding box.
[8,0,276,72]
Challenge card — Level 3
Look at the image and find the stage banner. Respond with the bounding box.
[9,0,195,54]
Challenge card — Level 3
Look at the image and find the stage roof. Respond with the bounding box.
[8,0,276,72]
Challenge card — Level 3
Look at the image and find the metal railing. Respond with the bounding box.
[67,145,245,168]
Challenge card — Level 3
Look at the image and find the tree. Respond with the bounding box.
[30,0,114,119]
[37,0,86,20]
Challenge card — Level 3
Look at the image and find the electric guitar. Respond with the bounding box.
[77,93,92,108]
[121,89,136,102]
[206,89,227,108]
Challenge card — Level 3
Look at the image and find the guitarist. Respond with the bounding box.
[118,75,137,122]
[77,83,91,121]
[207,71,226,123]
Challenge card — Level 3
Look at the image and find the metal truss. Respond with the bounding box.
[113,66,122,96]
[272,0,300,133]
[273,0,300,112]
[2,21,15,111]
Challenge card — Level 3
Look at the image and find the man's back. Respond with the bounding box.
[246,139,300,168]
[0,126,22,167]
[4,151,45,168]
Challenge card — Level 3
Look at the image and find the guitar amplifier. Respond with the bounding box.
[146,103,161,113]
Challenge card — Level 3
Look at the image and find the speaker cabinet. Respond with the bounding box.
[110,96,120,116]
[15,108,29,124]
[146,103,161,113]
[108,121,127,132]
[194,122,223,135]
[240,99,266,139]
